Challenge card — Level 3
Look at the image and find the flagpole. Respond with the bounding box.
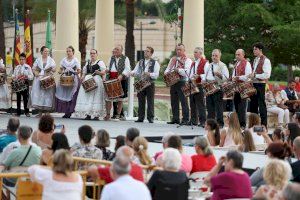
[12,9,17,69]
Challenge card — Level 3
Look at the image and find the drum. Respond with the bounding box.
[181,82,199,97]
[103,79,124,99]
[11,79,27,93]
[82,77,97,93]
[202,81,220,96]
[40,76,55,90]
[163,71,180,87]
[0,73,6,85]
[60,75,74,87]
[222,81,236,99]
[134,78,151,93]
[237,81,257,99]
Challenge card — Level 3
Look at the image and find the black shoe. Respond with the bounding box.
[15,113,21,117]
[148,119,154,123]
[189,121,198,126]
[135,119,144,123]
[93,117,99,120]
[111,115,117,119]
[25,113,30,117]
[167,121,179,125]
[62,114,71,118]
[180,121,189,126]
[85,115,91,120]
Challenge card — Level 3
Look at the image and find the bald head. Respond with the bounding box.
[235,49,245,61]
[116,146,134,161]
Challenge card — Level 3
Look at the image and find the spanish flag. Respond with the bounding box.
[24,10,33,67]
[13,9,22,67]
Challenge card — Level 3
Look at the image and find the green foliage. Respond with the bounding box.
[269,67,300,81]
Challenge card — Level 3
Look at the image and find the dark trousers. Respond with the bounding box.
[234,92,247,128]
[170,81,189,122]
[137,83,155,121]
[113,102,124,117]
[190,86,206,125]
[250,83,267,127]
[16,89,29,115]
[206,90,224,127]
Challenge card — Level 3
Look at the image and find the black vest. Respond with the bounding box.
[138,59,155,80]
[285,88,297,100]
[109,55,126,75]
[86,60,101,75]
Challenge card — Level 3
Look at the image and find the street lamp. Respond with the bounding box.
[139,21,156,61]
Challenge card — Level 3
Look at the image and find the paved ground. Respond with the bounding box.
[0,113,203,145]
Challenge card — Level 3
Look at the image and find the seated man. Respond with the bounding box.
[0,117,20,152]
[281,79,300,114]
[88,146,144,183]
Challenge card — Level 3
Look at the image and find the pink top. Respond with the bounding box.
[211,171,252,200]
[157,153,192,173]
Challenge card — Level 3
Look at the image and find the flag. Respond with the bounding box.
[13,9,22,67]
[46,10,52,50]
[24,10,33,67]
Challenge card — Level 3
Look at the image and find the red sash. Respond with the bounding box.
[191,58,207,84]
[109,72,118,79]
[253,55,266,81]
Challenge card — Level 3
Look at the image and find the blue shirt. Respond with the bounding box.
[0,133,17,153]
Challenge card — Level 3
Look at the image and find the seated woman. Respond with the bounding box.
[266,84,290,127]
[191,136,216,173]
[40,133,70,166]
[132,136,154,166]
[95,129,114,160]
[204,150,253,200]
[247,113,266,145]
[285,123,300,147]
[253,159,292,200]
[219,112,243,147]
[147,148,189,200]
[239,130,256,152]
[204,119,220,146]
[28,149,83,200]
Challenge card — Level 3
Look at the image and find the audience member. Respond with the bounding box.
[253,159,292,200]
[148,148,189,200]
[204,150,252,200]
[132,136,154,165]
[125,127,140,147]
[32,114,57,149]
[272,128,284,143]
[204,119,220,146]
[281,183,300,200]
[285,123,300,147]
[248,113,265,145]
[251,142,293,187]
[88,146,144,184]
[240,130,256,152]
[291,136,300,183]
[293,112,300,125]
[28,149,83,200]
[95,129,114,161]
[72,125,102,170]
[281,79,300,114]
[101,156,151,200]
[0,117,20,152]
[220,112,243,147]
[41,133,70,165]
[191,136,216,173]
[153,133,173,161]
[266,84,290,127]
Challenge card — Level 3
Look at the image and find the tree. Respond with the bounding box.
[125,0,135,68]
[0,0,5,62]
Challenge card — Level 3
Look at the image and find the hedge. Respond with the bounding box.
[270,67,300,81]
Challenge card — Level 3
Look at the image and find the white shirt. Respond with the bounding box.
[132,58,160,79]
[281,89,298,100]
[0,59,4,68]
[33,56,56,76]
[107,56,131,77]
[232,61,252,82]
[164,57,193,79]
[188,58,210,80]
[12,64,34,80]
[253,56,272,81]
[101,175,151,200]
[204,61,229,82]
[82,59,106,76]
[249,128,265,145]
[28,165,83,200]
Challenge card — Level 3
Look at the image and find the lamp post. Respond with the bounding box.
[139,21,156,60]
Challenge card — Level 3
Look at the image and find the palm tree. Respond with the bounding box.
[0,0,5,61]
[125,0,135,68]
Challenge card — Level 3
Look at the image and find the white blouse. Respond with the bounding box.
[28,165,83,200]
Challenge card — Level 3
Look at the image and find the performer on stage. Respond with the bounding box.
[164,44,192,125]
[204,49,229,128]
[12,53,33,117]
[0,57,10,110]
[232,49,252,128]
[131,46,160,123]
[55,46,81,118]
[249,43,272,127]
[75,49,106,120]
[188,47,209,127]
[104,45,131,120]
[30,46,56,116]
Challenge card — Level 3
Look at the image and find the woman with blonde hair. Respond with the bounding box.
[28,149,83,200]
[239,130,256,152]
[132,136,154,165]
[253,159,292,199]
[220,112,243,147]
